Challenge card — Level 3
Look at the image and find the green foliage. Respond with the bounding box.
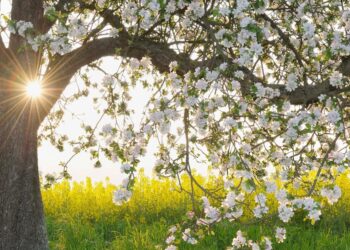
[43,172,350,249]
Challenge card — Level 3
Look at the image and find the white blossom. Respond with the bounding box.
[195,79,208,90]
[327,110,341,124]
[16,21,33,37]
[264,237,272,250]
[102,124,113,134]
[187,1,205,18]
[166,235,175,244]
[303,22,315,38]
[165,245,177,250]
[206,70,219,82]
[321,186,341,205]
[168,226,177,234]
[330,71,343,88]
[307,209,321,222]
[222,192,236,209]
[113,189,132,205]
[120,163,131,173]
[231,80,241,90]
[275,227,286,243]
[278,204,294,223]
[182,228,197,244]
[232,230,247,248]
[286,73,298,92]
[97,0,106,7]
[129,58,140,69]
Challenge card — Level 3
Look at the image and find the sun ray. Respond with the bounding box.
[0,98,31,150]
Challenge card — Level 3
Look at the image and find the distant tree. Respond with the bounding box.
[1,0,350,249]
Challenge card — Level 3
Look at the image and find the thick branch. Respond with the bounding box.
[10,0,44,51]
[272,58,350,105]
[39,36,350,128]
[37,7,350,125]
[237,59,350,105]
[38,35,193,127]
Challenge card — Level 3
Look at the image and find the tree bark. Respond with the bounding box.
[0,1,48,246]
[0,96,48,249]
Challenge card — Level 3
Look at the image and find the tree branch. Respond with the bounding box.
[36,3,350,126]
[260,14,306,67]
[10,0,44,51]
[38,33,350,128]
[38,34,194,127]
[233,61,350,106]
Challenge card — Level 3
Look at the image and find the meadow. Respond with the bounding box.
[42,171,350,250]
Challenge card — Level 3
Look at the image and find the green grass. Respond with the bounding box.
[46,215,350,250]
[43,174,350,249]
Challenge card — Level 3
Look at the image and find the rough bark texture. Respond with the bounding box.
[0,107,48,249]
[0,1,48,248]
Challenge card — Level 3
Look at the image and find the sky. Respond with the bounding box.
[0,0,208,185]
[37,58,207,184]
[38,57,159,184]
[0,1,155,185]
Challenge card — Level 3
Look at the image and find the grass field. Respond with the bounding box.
[42,172,350,250]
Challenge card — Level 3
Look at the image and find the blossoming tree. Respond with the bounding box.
[1,0,350,249]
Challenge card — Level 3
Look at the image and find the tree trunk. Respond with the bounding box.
[0,107,48,249]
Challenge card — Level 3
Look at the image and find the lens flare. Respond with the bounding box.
[26,80,42,98]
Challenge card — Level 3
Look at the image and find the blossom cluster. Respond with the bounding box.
[27,0,350,249]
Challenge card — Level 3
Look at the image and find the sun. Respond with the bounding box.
[26,80,42,98]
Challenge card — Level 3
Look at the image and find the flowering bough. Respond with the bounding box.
[2,0,350,249]
[41,0,348,249]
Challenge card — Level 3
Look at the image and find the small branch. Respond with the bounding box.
[184,108,197,213]
[307,133,341,196]
[260,14,306,67]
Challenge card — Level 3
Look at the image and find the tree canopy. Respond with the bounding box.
[1,0,350,249]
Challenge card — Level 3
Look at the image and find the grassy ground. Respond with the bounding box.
[43,172,350,249]
[46,218,350,250]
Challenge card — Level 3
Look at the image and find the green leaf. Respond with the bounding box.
[323,48,332,61]
[246,23,263,41]
[254,0,265,9]
[157,0,165,10]
[44,8,58,22]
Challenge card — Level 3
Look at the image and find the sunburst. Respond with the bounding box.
[26,80,42,98]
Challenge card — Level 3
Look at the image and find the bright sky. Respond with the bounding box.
[0,1,154,184]
[1,1,208,185]
[37,58,207,184]
[38,57,159,184]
